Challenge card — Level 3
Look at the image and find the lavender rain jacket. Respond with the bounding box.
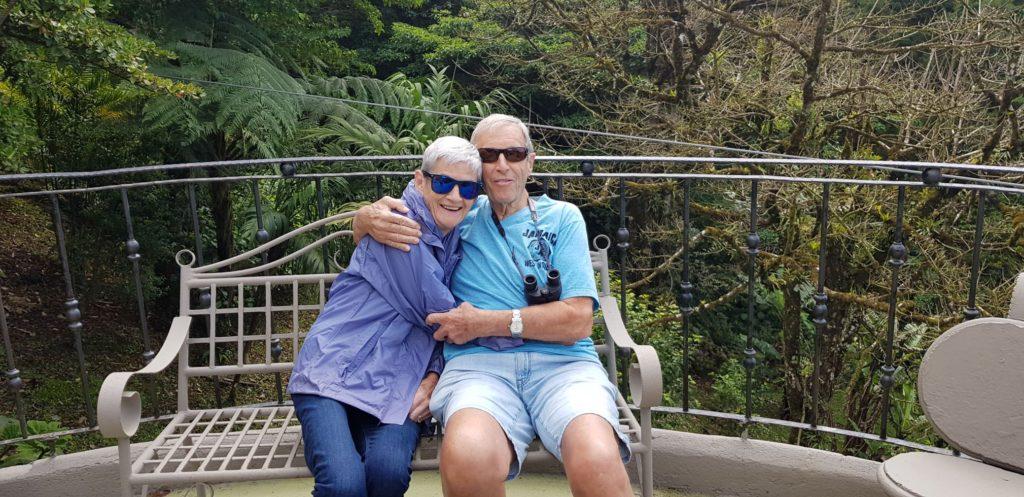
[288,182,461,425]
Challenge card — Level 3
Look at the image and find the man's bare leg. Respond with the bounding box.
[561,414,633,497]
[440,408,515,497]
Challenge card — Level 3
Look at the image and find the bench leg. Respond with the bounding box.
[118,438,133,497]
[640,409,653,497]
[640,451,653,497]
[196,482,212,497]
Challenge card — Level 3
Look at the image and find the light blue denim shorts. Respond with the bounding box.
[428,351,631,480]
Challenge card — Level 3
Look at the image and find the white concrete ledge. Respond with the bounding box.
[651,429,885,497]
[0,431,887,497]
[0,443,151,497]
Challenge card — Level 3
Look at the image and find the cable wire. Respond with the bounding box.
[158,76,1021,189]
[162,76,802,158]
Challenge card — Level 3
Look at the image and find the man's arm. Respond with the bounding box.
[352,196,422,251]
[426,297,594,345]
[350,235,456,328]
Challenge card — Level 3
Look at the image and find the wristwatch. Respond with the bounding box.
[509,309,523,338]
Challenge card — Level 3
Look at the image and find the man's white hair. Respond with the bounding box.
[422,136,482,178]
[470,114,534,152]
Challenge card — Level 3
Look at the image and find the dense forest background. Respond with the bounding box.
[2,0,1024,465]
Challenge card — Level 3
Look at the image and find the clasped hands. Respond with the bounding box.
[408,304,485,421]
[427,302,486,345]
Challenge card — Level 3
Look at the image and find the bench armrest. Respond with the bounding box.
[598,296,663,409]
[98,316,192,439]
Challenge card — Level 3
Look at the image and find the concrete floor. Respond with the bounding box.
[165,473,706,496]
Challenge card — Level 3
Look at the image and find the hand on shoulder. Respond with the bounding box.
[355,196,422,252]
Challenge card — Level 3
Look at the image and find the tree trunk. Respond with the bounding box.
[207,168,234,263]
[786,0,832,154]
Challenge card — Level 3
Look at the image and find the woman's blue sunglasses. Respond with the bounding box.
[423,171,483,199]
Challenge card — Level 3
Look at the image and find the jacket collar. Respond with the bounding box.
[402,181,457,249]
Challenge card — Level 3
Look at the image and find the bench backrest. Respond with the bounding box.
[174,211,614,410]
[916,271,1024,474]
[918,317,1024,473]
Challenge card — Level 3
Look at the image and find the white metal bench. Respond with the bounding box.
[98,211,662,497]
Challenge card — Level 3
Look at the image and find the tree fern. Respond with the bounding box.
[145,42,307,160]
[305,66,513,163]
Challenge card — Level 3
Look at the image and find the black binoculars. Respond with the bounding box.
[524,269,561,305]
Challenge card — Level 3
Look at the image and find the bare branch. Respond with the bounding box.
[690,0,812,60]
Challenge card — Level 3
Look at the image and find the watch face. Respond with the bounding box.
[510,312,524,336]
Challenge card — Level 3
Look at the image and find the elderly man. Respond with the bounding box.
[354,114,632,497]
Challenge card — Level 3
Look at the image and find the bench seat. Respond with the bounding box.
[132,390,644,489]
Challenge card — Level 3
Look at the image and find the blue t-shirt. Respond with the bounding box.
[445,194,600,362]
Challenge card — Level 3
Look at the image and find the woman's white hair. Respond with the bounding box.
[470,114,534,152]
[422,136,482,178]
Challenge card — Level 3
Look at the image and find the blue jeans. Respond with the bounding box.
[293,394,421,497]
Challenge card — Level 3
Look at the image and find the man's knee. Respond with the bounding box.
[561,414,625,476]
[440,409,513,483]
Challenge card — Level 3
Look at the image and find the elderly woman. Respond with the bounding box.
[288,136,482,497]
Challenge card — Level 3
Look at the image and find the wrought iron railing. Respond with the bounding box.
[0,156,1021,458]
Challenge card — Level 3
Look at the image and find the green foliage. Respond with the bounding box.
[0,1,197,172]
[708,359,748,411]
[3,0,196,95]
[233,67,514,272]
[145,42,309,160]
[375,19,485,75]
[115,0,368,76]
[0,76,41,173]
[879,322,933,443]
[606,278,695,407]
[306,66,509,157]
[353,0,429,36]
[0,417,70,468]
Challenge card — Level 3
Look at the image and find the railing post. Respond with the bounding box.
[964,190,985,321]
[810,183,830,428]
[677,180,695,411]
[50,193,96,426]
[617,177,630,324]
[252,181,271,254]
[120,188,157,414]
[187,184,207,269]
[271,172,288,385]
[743,180,760,424]
[0,288,28,437]
[252,180,283,404]
[879,185,907,439]
[188,183,221,408]
[315,177,329,271]
[610,176,629,387]
[556,177,564,200]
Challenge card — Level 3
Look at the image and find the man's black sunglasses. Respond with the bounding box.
[423,171,484,199]
[477,147,530,163]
